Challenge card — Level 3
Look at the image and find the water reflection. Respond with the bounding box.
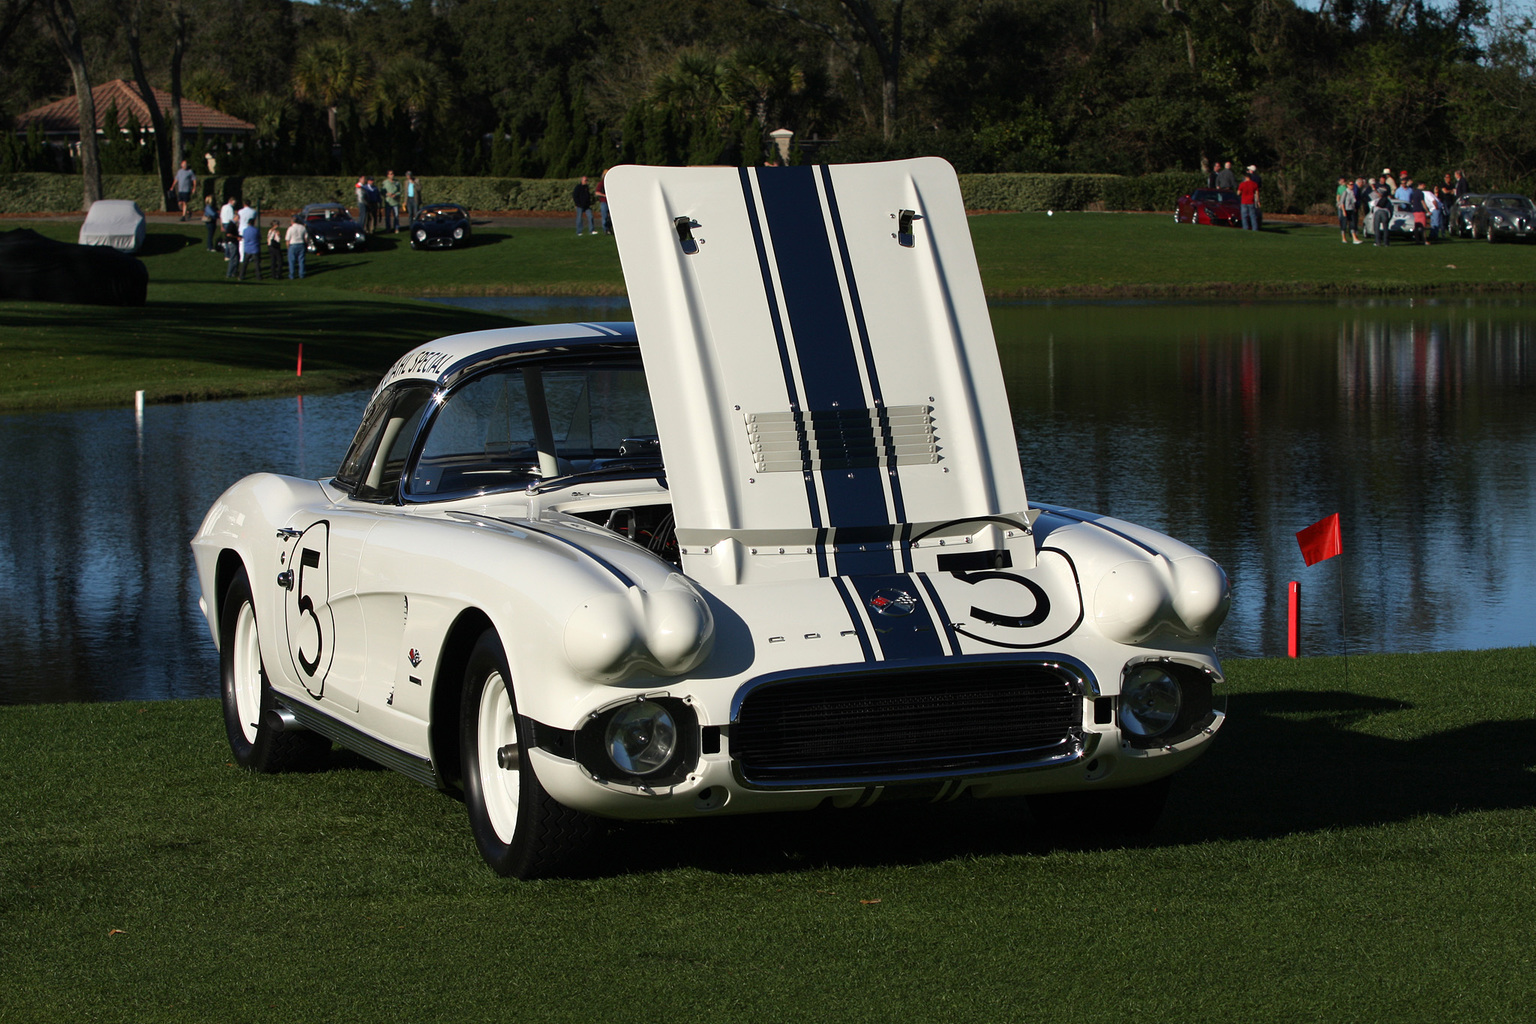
[0,392,368,704]
[1,298,1531,704]
[997,298,1536,660]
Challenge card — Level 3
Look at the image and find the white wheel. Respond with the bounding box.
[459,629,599,877]
[231,600,263,746]
[474,665,521,844]
[219,567,329,772]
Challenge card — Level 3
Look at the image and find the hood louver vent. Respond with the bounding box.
[745,405,939,474]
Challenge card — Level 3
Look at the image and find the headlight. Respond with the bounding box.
[416,228,427,242]
[605,700,677,775]
[1121,665,1181,739]
[1118,660,1218,749]
[452,226,464,240]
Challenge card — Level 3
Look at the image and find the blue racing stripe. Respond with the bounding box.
[819,165,909,527]
[847,574,946,661]
[739,168,823,530]
[831,576,875,662]
[755,168,894,554]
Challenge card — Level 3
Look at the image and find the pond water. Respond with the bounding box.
[2,296,1532,704]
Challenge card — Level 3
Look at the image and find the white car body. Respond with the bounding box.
[192,158,1230,876]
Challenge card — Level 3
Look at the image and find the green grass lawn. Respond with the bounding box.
[3,213,1533,413]
[2,647,1533,1022]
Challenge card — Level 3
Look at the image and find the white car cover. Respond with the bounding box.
[78,199,146,254]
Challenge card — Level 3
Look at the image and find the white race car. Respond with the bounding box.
[192,158,1230,877]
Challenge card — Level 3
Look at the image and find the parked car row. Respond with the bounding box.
[296,201,476,254]
[1171,187,1536,243]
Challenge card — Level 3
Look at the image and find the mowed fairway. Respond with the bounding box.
[2,648,1533,1022]
[6,210,1536,411]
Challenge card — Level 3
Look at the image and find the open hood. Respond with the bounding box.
[608,159,1028,585]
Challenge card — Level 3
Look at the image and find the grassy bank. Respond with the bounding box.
[3,213,1534,412]
[2,647,1533,1021]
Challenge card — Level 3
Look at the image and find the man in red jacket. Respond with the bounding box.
[1238,170,1260,231]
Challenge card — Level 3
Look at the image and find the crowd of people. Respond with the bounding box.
[1335,169,1471,246]
[354,171,421,233]
[207,196,310,282]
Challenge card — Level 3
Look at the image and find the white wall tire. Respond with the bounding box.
[459,629,600,878]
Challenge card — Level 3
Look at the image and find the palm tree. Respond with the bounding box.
[369,55,451,136]
[292,40,372,146]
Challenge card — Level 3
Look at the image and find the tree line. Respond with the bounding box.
[2,0,1532,212]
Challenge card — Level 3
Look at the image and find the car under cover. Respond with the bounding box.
[192,158,1231,877]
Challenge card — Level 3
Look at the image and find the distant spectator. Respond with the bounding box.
[382,170,402,233]
[573,175,594,236]
[362,177,382,232]
[1437,173,1457,216]
[1238,170,1260,230]
[1215,161,1236,190]
[173,160,197,221]
[286,215,308,280]
[355,175,367,223]
[237,199,257,232]
[1423,187,1443,241]
[405,172,421,223]
[1454,169,1470,197]
[1336,177,1362,244]
[267,221,284,278]
[1247,165,1263,228]
[219,196,238,238]
[203,194,218,252]
[1372,185,1393,246]
[236,218,263,281]
[596,172,613,235]
[1382,167,1397,192]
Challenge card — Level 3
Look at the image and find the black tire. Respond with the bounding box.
[219,567,330,772]
[1488,226,1499,244]
[460,629,600,878]
[1026,776,1172,840]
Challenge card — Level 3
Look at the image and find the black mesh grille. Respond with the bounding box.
[731,664,1083,784]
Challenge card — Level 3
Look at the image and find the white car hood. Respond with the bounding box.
[607,159,1028,585]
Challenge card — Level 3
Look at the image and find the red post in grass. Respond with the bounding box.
[297,342,303,377]
[1287,581,1301,657]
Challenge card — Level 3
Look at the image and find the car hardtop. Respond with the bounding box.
[1189,188,1238,203]
[303,203,355,222]
[1482,194,1534,209]
[418,203,467,219]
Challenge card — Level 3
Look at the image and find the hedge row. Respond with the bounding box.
[0,170,1210,215]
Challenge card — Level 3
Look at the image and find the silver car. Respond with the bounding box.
[1472,194,1536,243]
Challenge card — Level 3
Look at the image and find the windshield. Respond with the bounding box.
[1487,196,1535,211]
[407,362,659,499]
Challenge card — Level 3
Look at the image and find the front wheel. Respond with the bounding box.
[460,629,599,878]
[220,568,330,772]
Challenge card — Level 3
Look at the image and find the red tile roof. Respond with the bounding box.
[15,79,255,134]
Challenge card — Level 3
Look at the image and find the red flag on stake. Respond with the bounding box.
[1296,513,1342,566]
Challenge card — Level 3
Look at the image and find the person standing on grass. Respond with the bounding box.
[1215,161,1236,190]
[1337,178,1362,244]
[266,221,284,279]
[1238,169,1260,230]
[382,170,402,233]
[1455,169,1471,197]
[286,215,308,280]
[203,194,218,251]
[174,160,197,221]
[573,176,594,236]
[1373,184,1393,246]
[595,174,612,235]
[237,216,263,281]
[405,172,421,224]
[1423,187,1443,242]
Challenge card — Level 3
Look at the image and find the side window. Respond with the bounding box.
[410,371,540,496]
[336,384,433,502]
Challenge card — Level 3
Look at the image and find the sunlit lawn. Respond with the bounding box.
[2,648,1533,1022]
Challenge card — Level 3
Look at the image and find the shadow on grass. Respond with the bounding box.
[567,690,1536,877]
[141,233,199,256]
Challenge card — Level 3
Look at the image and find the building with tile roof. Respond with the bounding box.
[15,79,255,139]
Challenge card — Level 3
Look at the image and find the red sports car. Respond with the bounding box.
[1174,188,1241,227]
